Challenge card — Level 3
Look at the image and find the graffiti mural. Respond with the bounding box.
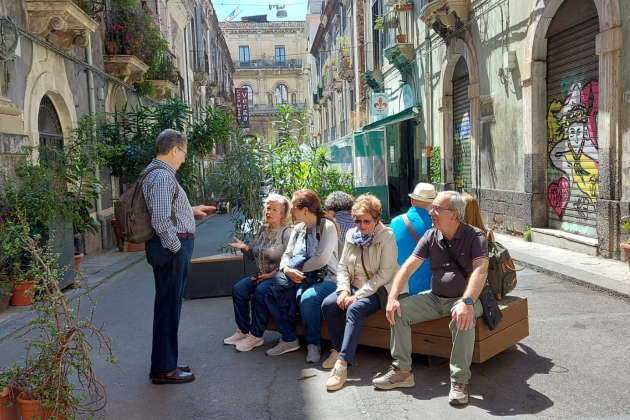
[547,80,599,228]
[453,120,471,189]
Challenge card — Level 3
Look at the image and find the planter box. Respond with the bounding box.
[184,253,257,299]
[0,294,10,313]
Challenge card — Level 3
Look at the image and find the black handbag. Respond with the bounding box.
[441,239,503,331]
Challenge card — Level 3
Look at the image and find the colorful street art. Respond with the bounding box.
[547,80,599,223]
[453,120,471,189]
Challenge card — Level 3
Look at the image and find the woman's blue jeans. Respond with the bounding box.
[265,280,336,345]
[321,289,381,365]
[232,276,271,338]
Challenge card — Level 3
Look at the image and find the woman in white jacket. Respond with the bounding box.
[321,194,409,391]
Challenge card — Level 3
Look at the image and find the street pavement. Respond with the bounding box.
[1,214,630,419]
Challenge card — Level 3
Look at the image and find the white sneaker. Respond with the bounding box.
[235,333,264,352]
[266,339,300,357]
[306,344,321,363]
[448,382,469,405]
[223,330,247,345]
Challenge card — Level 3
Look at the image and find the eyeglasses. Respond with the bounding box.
[177,147,188,158]
[429,205,454,214]
[354,218,374,226]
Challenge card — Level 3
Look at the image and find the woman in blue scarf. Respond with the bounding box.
[321,194,409,391]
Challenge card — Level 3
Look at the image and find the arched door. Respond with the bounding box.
[38,95,64,165]
[452,57,471,191]
[546,0,599,238]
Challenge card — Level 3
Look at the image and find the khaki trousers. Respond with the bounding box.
[390,292,483,384]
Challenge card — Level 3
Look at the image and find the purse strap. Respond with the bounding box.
[402,214,420,243]
[441,239,469,281]
[360,247,370,279]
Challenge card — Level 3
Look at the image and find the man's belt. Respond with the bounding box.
[176,233,195,239]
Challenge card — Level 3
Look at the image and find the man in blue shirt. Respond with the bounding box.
[389,183,435,294]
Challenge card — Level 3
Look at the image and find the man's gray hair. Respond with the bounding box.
[438,191,466,222]
[156,129,187,155]
[324,191,355,212]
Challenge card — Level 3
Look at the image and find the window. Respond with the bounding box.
[38,95,63,167]
[242,84,254,107]
[275,84,288,104]
[275,46,286,64]
[239,46,250,66]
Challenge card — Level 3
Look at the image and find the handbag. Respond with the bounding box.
[441,239,503,331]
[360,248,408,311]
[486,230,524,300]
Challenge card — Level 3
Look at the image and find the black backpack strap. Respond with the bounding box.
[442,239,469,280]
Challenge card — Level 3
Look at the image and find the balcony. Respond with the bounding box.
[103,55,149,85]
[420,0,469,39]
[150,80,177,100]
[235,58,303,69]
[250,103,306,115]
[26,0,99,51]
[382,10,415,73]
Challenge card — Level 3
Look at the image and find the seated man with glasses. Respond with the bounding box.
[372,191,488,406]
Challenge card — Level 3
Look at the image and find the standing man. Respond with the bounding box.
[143,129,215,385]
[389,183,435,294]
[372,191,488,406]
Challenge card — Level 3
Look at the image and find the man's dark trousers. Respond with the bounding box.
[146,235,194,373]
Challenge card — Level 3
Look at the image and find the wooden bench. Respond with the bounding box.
[265,295,529,363]
[185,253,256,299]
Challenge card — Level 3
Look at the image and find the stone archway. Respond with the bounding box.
[438,36,481,190]
[106,83,128,113]
[521,0,623,258]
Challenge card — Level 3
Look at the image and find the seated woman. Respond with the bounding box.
[462,193,486,232]
[223,193,293,352]
[322,194,409,391]
[321,194,408,391]
[264,189,340,364]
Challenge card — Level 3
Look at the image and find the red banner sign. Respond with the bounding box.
[235,88,249,128]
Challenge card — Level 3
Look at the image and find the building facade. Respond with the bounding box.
[310,0,630,260]
[221,20,308,143]
[0,0,233,254]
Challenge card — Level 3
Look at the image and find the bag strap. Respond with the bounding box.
[402,214,420,243]
[140,166,179,227]
[280,225,289,247]
[360,247,370,279]
[441,239,469,280]
[486,229,526,272]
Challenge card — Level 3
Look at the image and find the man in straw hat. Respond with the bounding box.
[389,183,435,294]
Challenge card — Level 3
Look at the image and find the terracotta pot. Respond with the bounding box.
[110,220,145,252]
[105,41,119,55]
[397,3,413,12]
[342,60,352,69]
[74,253,84,276]
[10,281,35,306]
[396,34,407,43]
[621,243,630,269]
[17,394,59,420]
[0,387,21,420]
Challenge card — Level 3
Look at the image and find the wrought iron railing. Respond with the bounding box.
[235,58,303,69]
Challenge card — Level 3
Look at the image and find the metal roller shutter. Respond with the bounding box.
[546,15,599,238]
[453,63,471,190]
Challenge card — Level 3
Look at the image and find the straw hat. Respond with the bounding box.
[408,183,436,203]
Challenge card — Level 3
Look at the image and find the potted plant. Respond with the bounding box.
[337,36,353,68]
[0,384,20,420]
[0,211,119,419]
[384,15,398,30]
[622,216,630,268]
[374,15,385,32]
[394,0,413,12]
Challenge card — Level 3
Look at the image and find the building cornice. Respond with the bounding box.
[310,0,340,55]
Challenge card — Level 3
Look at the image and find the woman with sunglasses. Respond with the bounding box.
[264,189,341,364]
[321,194,408,391]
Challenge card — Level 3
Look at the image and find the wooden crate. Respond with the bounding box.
[265,296,529,363]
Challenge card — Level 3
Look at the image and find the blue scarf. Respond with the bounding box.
[350,227,376,248]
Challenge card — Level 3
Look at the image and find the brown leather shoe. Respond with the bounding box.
[151,369,195,385]
[149,364,190,379]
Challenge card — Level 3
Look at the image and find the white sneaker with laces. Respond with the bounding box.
[266,339,300,357]
[235,333,264,352]
[448,382,469,405]
[306,344,321,363]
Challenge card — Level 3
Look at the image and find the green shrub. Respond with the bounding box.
[430,146,441,184]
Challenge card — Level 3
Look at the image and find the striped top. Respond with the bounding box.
[142,159,195,253]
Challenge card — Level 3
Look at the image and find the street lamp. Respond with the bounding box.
[269,2,288,18]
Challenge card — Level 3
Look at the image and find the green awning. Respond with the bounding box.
[361,107,414,131]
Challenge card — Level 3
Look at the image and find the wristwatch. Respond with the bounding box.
[462,297,474,305]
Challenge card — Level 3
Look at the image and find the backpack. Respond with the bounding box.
[486,230,521,300]
[113,167,178,245]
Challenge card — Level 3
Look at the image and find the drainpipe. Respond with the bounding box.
[86,35,108,250]
[424,24,432,181]
[352,2,360,129]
